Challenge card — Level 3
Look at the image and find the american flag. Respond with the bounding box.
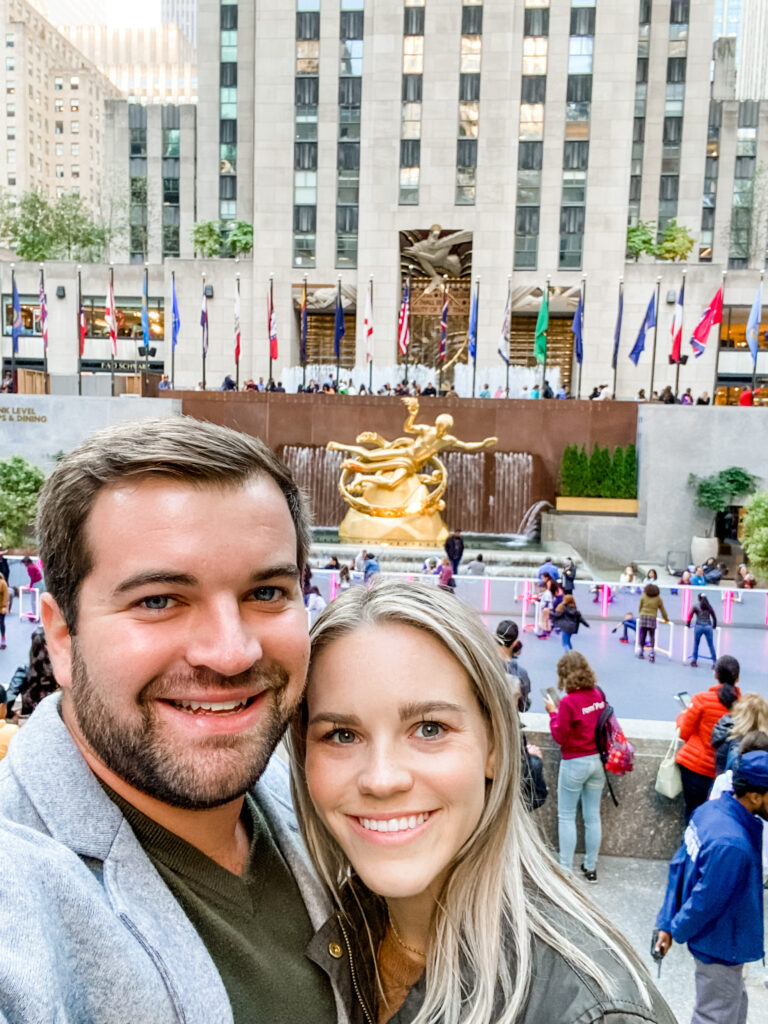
[105,280,118,357]
[398,279,410,355]
[39,274,48,353]
[439,285,448,361]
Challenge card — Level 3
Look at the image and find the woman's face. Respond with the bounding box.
[305,622,494,905]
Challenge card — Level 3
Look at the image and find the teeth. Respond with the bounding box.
[173,699,246,713]
[359,813,429,833]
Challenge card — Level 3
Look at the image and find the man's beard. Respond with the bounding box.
[69,641,300,809]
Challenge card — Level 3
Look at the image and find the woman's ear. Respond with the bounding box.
[485,744,496,780]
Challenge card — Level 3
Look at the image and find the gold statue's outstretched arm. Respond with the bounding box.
[444,436,499,452]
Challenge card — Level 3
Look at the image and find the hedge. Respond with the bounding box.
[559,443,637,499]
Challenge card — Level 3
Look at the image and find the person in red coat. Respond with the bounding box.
[676,655,740,821]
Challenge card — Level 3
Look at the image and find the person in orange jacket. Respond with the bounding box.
[676,655,740,822]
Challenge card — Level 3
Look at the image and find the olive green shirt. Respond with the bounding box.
[104,786,337,1024]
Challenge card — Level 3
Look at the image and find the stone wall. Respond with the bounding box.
[522,713,685,861]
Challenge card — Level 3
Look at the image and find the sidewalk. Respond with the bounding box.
[585,856,768,1022]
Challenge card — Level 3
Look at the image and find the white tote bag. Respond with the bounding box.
[655,730,682,799]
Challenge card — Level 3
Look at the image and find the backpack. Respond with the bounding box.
[594,689,634,806]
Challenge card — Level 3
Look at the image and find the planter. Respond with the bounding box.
[690,535,718,566]
[555,496,638,515]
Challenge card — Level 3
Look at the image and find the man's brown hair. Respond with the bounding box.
[36,416,311,632]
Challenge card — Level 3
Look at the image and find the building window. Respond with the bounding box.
[400,1,425,205]
[54,75,62,90]
[71,120,79,133]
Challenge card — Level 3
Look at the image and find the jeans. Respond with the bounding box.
[561,631,573,650]
[693,623,717,662]
[638,624,655,651]
[449,558,460,576]
[557,753,605,872]
[621,620,637,641]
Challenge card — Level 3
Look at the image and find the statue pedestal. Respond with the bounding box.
[338,476,448,544]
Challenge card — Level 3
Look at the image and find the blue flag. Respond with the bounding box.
[571,288,584,365]
[334,288,345,359]
[171,276,180,352]
[746,281,762,364]
[468,281,478,361]
[11,278,21,355]
[141,274,150,347]
[628,292,656,366]
[611,287,624,370]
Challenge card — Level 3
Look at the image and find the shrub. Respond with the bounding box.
[0,456,45,547]
[607,446,624,499]
[588,445,612,498]
[622,443,638,499]
[741,491,768,581]
[559,444,577,496]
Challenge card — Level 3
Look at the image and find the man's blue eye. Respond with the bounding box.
[142,595,170,611]
[253,586,280,601]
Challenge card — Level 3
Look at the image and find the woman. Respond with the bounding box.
[550,593,589,650]
[619,565,636,585]
[711,691,768,775]
[544,652,606,884]
[689,566,707,586]
[676,654,740,821]
[643,568,658,583]
[289,581,673,1024]
[686,593,717,666]
[636,584,670,662]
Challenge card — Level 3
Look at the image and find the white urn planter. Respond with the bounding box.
[690,536,718,566]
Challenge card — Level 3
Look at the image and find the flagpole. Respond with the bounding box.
[302,273,307,389]
[752,270,763,393]
[612,277,623,399]
[438,274,447,393]
[40,264,48,389]
[77,265,83,396]
[268,272,274,385]
[368,275,374,393]
[336,275,342,386]
[578,274,586,399]
[505,274,511,398]
[235,270,241,389]
[201,271,207,390]
[109,264,115,398]
[170,270,176,386]
[472,277,479,398]
[712,269,726,402]
[143,264,150,373]
[648,275,662,397]
[10,264,16,390]
[542,275,551,396]
[674,268,686,398]
[405,265,412,385]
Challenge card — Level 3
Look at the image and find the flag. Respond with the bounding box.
[300,281,308,365]
[363,279,374,363]
[11,278,21,355]
[79,302,87,357]
[141,273,150,347]
[266,282,279,360]
[611,287,624,370]
[397,279,410,355]
[468,280,478,361]
[39,276,48,354]
[690,287,723,358]
[200,289,209,357]
[234,284,241,364]
[334,288,345,359]
[171,276,180,352]
[669,279,685,363]
[534,287,548,364]
[571,288,583,365]
[439,285,448,361]
[498,287,511,364]
[746,281,762,363]
[105,279,118,357]
[628,292,656,365]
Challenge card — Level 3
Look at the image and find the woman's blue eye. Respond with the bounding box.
[415,721,443,739]
[142,595,171,611]
[331,729,356,744]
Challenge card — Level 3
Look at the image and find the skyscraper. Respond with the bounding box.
[35,0,107,23]
[162,0,195,47]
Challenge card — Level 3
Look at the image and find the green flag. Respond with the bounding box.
[534,287,548,364]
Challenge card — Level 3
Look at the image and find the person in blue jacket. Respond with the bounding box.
[654,748,768,1024]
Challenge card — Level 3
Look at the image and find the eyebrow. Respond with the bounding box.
[112,563,301,597]
[308,701,466,728]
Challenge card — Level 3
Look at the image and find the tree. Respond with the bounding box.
[588,445,612,498]
[227,220,254,258]
[7,188,55,261]
[559,445,577,496]
[191,220,222,258]
[657,218,694,262]
[607,446,625,500]
[51,193,105,261]
[741,491,768,581]
[0,456,46,548]
[622,443,638,499]
[688,466,759,536]
[626,220,658,261]
[98,170,131,262]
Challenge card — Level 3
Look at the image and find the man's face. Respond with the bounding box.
[44,476,309,810]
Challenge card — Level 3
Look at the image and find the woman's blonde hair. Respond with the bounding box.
[731,692,768,740]
[288,580,649,1024]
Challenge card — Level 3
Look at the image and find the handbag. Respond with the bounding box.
[655,730,682,799]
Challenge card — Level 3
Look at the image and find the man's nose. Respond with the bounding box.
[357,743,414,799]
[185,597,263,677]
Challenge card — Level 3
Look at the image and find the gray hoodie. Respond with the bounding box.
[0,695,349,1024]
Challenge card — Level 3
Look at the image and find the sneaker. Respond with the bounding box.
[580,864,598,884]
[649,653,655,663]
[690,661,697,667]
[0,641,5,649]
[619,638,629,644]
[637,652,644,659]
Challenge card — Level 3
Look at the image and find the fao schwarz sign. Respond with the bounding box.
[0,406,47,424]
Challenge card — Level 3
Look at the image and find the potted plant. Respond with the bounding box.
[687,467,759,565]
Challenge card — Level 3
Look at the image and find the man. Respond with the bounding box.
[537,558,561,583]
[494,619,531,712]
[655,749,768,1024]
[421,381,437,396]
[561,557,576,594]
[465,553,486,575]
[445,527,464,576]
[157,374,172,391]
[0,419,342,1023]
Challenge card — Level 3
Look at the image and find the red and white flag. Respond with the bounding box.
[397,278,410,355]
[105,280,118,357]
[670,278,685,363]
[364,279,374,363]
[267,282,278,360]
[39,275,48,353]
[690,287,723,358]
[234,284,241,364]
[79,303,87,357]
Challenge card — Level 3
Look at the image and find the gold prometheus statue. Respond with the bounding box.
[328,397,498,543]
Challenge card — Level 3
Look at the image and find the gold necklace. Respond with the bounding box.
[388,915,427,959]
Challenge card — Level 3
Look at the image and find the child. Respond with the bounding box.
[611,612,637,644]
[551,594,590,650]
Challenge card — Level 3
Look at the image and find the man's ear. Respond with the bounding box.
[41,593,73,689]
